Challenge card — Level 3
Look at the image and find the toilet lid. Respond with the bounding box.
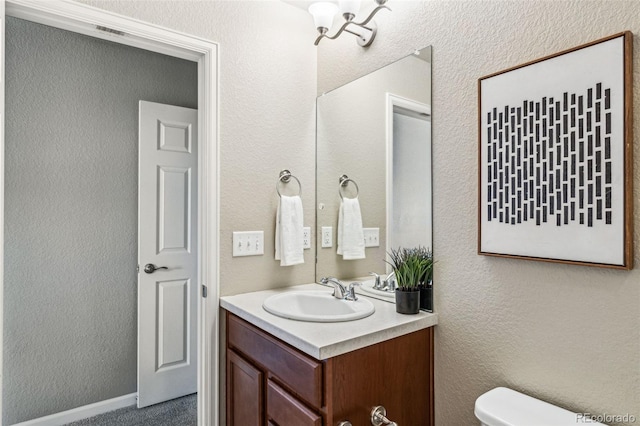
[474,387,605,426]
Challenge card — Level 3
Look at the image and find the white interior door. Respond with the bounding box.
[138,100,198,408]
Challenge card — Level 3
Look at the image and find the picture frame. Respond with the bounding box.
[478,32,633,269]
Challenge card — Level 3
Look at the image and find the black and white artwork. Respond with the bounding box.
[479,33,632,268]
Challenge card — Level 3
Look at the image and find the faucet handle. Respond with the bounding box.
[383,277,396,292]
[346,282,362,301]
[369,272,382,289]
[382,271,396,292]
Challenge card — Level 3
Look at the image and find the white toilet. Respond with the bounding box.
[475,387,605,426]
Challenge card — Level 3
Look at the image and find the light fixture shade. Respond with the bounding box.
[339,0,361,16]
[308,2,339,31]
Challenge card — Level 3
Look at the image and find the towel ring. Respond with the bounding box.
[276,169,302,197]
[339,174,359,200]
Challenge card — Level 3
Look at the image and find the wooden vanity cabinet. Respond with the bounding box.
[226,311,434,426]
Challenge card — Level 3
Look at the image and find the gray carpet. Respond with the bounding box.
[65,394,197,426]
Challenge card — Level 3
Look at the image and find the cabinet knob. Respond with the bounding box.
[338,422,353,426]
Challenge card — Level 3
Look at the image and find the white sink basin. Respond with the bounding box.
[262,290,375,322]
[360,279,395,299]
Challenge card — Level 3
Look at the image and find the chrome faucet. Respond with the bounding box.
[321,277,347,299]
[321,277,362,301]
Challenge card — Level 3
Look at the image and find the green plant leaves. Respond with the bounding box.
[385,246,434,291]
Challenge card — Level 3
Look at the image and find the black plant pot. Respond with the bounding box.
[395,289,420,314]
[419,285,433,312]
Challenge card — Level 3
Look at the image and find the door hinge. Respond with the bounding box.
[202,284,207,298]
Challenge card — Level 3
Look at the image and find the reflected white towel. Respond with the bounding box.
[275,195,304,266]
[337,197,365,260]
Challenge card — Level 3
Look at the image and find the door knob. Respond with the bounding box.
[144,263,168,274]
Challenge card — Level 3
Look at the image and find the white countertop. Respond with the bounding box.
[220,283,438,360]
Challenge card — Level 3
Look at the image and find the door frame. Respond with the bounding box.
[0,1,220,424]
[385,93,431,268]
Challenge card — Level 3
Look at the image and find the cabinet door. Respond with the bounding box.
[267,380,322,426]
[227,350,263,426]
[325,327,434,425]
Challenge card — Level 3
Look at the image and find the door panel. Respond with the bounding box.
[158,166,191,253]
[138,101,198,408]
[157,278,190,370]
[159,120,193,153]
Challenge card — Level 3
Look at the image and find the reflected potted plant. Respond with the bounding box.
[386,247,431,314]
[416,247,434,312]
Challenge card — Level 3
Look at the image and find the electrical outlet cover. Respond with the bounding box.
[321,226,333,248]
[302,226,311,249]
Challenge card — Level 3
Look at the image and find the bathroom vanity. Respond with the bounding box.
[221,284,438,426]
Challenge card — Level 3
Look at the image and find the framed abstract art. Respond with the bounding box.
[478,32,633,269]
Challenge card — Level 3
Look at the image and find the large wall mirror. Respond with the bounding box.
[315,46,432,304]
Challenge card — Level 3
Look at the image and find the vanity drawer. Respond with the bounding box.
[227,313,323,408]
[267,380,322,426]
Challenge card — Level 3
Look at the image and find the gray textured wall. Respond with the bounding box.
[3,17,197,424]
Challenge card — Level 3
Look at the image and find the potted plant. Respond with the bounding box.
[386,247,431,314]
[415,247,434,312]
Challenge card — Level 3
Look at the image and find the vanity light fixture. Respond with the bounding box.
[308,0,391,47]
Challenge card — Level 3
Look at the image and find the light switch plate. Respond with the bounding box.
[363,227,380,247]
[232,231,264,257]
[302,227,311,249]
[321,226,333,248]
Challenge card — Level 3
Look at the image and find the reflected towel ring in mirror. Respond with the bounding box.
[276,169,302,197]
[339,174,359,199]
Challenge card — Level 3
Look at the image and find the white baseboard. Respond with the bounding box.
[12,393,137,426]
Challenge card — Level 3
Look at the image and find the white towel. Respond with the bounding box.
[337,197,365,260]
[275,195,304,266]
